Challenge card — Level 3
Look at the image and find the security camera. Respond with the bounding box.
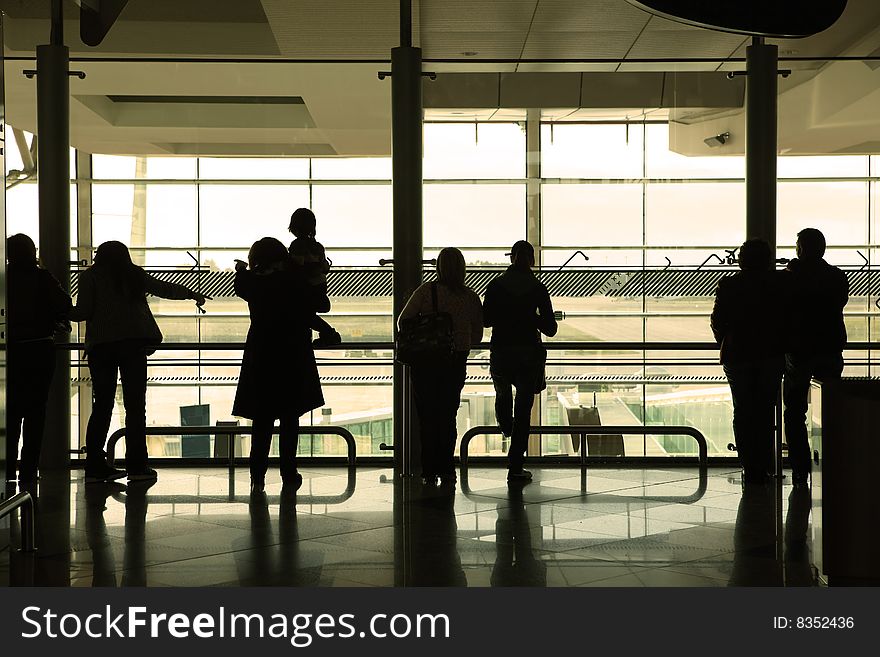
[704,132,730,148]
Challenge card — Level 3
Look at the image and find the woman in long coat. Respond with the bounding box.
[233,237,324,493]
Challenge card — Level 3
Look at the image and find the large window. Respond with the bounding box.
[7,121,879,460]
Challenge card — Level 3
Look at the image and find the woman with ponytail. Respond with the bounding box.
[69,241,209,482]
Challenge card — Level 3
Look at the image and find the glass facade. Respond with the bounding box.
[5,116,879,461]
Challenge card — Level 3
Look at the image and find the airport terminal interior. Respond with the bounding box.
[1,0,879,586]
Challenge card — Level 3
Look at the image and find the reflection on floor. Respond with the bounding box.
[0,466,815,587]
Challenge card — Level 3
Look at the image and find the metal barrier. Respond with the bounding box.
[458,467,709,505]
[106,425,357,470]
[108,466,358,506]
[0,492,36,552]
[459,424,709,468]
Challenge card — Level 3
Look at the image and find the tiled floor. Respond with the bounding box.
[0,466,815,587]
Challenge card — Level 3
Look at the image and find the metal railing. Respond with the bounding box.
[107,467,358,506]
[457,467,709,504]
[459,424,709,467]
[0,492,36,552]
[106,425,357,470]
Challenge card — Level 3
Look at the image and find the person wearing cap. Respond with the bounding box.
[483,240,558,482]
[782,228,848,486]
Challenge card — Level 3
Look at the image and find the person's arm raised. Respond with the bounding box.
[144,271,210,308]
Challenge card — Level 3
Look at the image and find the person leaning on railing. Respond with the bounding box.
[398,247,483,487]
[69,241,209,484]
[781,228,849,487]
[5,234,72,489]
[711,239,788,485]
[232,237,325,495]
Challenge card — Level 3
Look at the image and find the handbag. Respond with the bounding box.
[396,282,455,366]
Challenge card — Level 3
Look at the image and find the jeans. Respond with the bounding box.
[6,340,56,480]
[250,415,300,481]
[411,351,468,477]
[85,340,149,472]
[783,352,843,477]
[490,347,544,471]
[723,357,784,479]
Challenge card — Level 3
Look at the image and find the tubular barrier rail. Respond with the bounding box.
[459,424,709,468]
[0,492,36,552]
[108,467,358,506]
[106,425,357,470]
[457,467,709,504]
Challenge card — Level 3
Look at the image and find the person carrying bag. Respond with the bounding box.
[398,248,483,486]
[396,281,454,366]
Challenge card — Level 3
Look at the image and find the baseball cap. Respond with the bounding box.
[505,240,534,258]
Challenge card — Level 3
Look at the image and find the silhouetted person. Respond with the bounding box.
[288,208,341,347]
[711,239,787,484]
[233,237,324,494]
[5,234,71,486]
[399,247,483,486]
[483,240,557,482]
[491,481,547,586]
[783,228,848,486]
[70,241,208,483]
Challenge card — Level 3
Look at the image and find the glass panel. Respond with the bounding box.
[146,157,197,179]
[424,184,525,248]
[424,123,526,179]
[198,184,310,247]
[645,124,744,179]
[645,182,745,246]
[777,181,868,248]
[541,123,644,179]
[310,185,392,247]
[542,183,643,247]
[198,157,310,180]
[92,154,136,179]
[311,157,391,180]
[777,155,867,178]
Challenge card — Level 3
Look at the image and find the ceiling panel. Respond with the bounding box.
[421,0,538,31]
[260,0,402,57]
[521,32,637,59]
[530,0,649,32]
[421,33,527,59]
[628,25,747,59]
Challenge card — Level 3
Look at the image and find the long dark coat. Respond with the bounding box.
[232,266,324,420]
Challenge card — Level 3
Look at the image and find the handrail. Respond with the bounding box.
[105,425,357,469]
[56,341,880,351]
[457,467,708,505]
[0,492,36,552]
[110,466,358,506]
[459,424,709,467]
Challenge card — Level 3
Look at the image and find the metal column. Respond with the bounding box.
[75,152,93,452]
[0,13,7,492]
[391,21,423,478]
[745,37,778,255]
[525,109,543,458]
[37,2,71,471]
[746,37,783,478]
